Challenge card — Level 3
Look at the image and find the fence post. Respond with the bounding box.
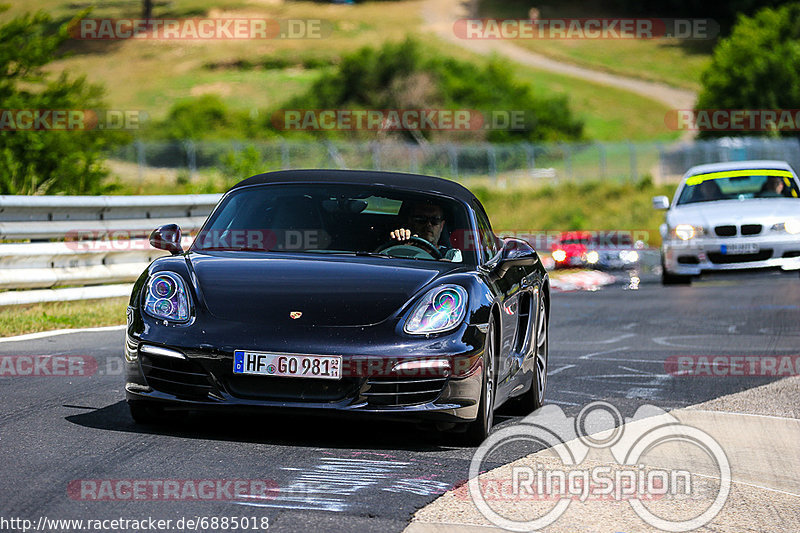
[281,141,290,169]
[135,140,145,183]
[599,143,607,179]
[628,141,638,182]
[372,142,381,170]
[185,140,197,179]
[449,144,459,178]
[561,143,573,181]
[409,144,420,174]
[488,144,497,184]
[524,143,535,178]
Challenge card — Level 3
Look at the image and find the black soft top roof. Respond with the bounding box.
[230,169,479,203]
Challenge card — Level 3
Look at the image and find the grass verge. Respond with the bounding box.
[0,297,128,338]
[476,0,712,91]
[13,0,682,141]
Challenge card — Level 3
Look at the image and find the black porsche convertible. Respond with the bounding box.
[125,170,549,443]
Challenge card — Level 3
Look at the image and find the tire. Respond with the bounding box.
[509,294,548,414]
[661,258,692,285]
[128,401,167,425]
[464,319,497,445]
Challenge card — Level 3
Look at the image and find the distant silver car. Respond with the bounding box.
[654,160,800,284]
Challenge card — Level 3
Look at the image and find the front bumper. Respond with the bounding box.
[124,328,486,424]
[662,235,800,275]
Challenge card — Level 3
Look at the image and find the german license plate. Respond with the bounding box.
[721,243,759,255]
[233,350,342,380]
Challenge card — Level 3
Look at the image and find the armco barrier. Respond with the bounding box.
[0,195,221,306]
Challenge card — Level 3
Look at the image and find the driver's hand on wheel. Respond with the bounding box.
[389,228,414,241]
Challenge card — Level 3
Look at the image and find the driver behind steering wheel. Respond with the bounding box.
[388,200,462,262]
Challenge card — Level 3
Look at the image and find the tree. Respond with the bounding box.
[285,38,584,143]
[0,9,121,194]
[695,3,800,138]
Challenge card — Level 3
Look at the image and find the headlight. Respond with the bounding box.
[552,249,567,262]
[143,272,192,322]
[585,250,600,264]
[620,250,639,263]
[772,220,800,235]
[404,285,468,335]
[672,224,705,241]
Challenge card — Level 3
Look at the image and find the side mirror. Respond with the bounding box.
[489,238,538,278]
[150,224,183,255]
[652,196,670,210]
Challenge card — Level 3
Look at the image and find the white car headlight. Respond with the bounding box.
[404,285,468,335]
[585,250,600,264]
[552,249,567,262]
[772,220,800,235]
[672,224,705,241]
[143,272,192,322]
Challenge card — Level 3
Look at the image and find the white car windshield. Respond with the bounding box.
[677,172,800,205]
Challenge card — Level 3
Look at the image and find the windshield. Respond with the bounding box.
[677,171,800,205]
[191,183,478,265]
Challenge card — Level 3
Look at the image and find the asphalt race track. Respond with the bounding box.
[1,270,798,532]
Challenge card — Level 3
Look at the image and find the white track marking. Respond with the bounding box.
[564,333,636,346]
[579,346,630,360]
[0,324,126,344]
[547,364,576,376]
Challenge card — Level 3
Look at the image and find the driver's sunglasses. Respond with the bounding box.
[411,215,445,226]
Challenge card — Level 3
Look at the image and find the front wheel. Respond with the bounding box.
[463,320,497,445]
[509,294,548,414]
[661,257,692,285]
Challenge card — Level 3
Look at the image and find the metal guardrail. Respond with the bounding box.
[0,195,221,305]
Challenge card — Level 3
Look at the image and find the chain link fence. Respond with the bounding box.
[106,137,800,187]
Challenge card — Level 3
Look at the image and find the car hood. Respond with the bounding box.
[668,198,800,228]
[187,252,444,327]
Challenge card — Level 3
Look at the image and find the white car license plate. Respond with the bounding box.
[233,350,342,380]
[722,243,759,255]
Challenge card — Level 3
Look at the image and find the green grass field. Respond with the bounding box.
[6,0,682,141]
[476,0,712,91]
[0,297,129,337]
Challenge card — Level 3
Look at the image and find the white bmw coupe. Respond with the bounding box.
[654,160,800,284]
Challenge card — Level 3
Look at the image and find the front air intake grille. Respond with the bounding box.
[363,378,447,406]
[782,251,800,258]
[714,225,736,237]
[677,255,700,265]
[740,224,762,236]
[225,376,360,402]
[139,354,215,399]
[707,249,773,264]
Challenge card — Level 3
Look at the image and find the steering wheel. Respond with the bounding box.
[375,236,443,260]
